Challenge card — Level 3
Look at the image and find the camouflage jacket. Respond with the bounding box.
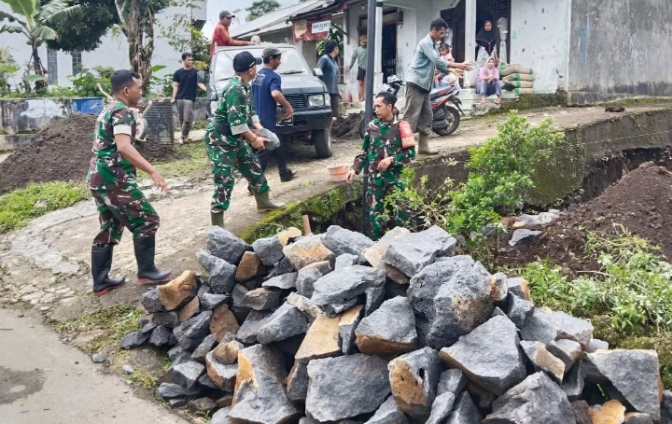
[207,75,259,141]
[86,100,137,190]
[352,118,415,179]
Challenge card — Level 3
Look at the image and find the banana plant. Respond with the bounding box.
[0,0,81,90]
[114,0,158,91]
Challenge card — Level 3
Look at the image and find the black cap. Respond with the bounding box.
[233,52,262,72]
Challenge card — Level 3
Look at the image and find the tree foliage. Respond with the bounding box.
[43,0,119,52]
[245,0,280,21]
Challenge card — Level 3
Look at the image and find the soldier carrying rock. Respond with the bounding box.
[346,91,416,240]
[205,51,284,228]
[87,70,172,296]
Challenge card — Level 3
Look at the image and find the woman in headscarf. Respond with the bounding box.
[476,57,501,104]
[476,20,499,61]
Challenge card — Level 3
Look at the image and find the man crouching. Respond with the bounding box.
[346,92,416,240]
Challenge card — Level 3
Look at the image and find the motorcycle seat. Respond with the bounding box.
[429,86,456,100]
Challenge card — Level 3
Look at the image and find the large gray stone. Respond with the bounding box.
[120,331,150,349]
[311,265,386,308]
[382,226,457,277]
[624,414,655,424]
[339,304,364,354]
[205,351,237,392]
[355,296,417,355]
[152,311,180,328]
[446,392,482,424]
[508,229,542,246]
[296,261,331,298]
[586,350,661,420]
[230,284,251,321]
[389,347,441,421]
[587,339,609,353]
[207,227,250,265]
[364,396,409,424]
[363,227,412,270]
[506,277,531,301]
[230,345,297,424]
[571,400,591,424]
[562,361,585,401]
[286,292,325,322]
[661,391,672,424]
[283,235,335,270]
[335,253,361,270]
[484,372,576,424]
[264,257,294,280]
[236,309,272,344]
[256,303,309,345]
[165,361,205,390]
[196,249,237,294]
[306,354,391,422]
[491,272,509,303]
[157,382,201,399]
[287,361,309,402]
[324,298,359,317]
[323,225,374,257]
[211,406,232,424]
[364,285,385,316]
[199,293,230,310]
[252,235,284,267]
[141,288,165,313]
[547,339,583,372]
[521,308,594,349]
[149,325,173,347]
[506,294,535,328]
[191,334,217,363]
[426,393,456,424]
[520,340,565,383]
[440,316,526,396]
[243,288,281,310]
[438,369,468,396]
[262,273,297,290]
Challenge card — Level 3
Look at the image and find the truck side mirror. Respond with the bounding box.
[313,68,323,77]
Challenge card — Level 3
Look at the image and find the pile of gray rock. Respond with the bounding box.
[121,224,671,424]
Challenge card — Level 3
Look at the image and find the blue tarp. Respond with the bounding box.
[71,97,104,115]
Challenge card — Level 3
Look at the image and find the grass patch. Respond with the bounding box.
[138,143,209,180]
[54,305,142,352]
[0,181,90,233]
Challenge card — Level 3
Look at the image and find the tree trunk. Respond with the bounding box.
[126,0,154,92]
[32,46,46,90]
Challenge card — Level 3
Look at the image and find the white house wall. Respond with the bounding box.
[509,0,571,93]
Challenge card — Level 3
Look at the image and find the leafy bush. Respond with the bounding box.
[67,66,113,97]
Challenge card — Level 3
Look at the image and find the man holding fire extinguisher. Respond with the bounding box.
[345,91,416,240]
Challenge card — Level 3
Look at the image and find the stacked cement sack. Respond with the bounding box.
[501,63,535,94]
[121,224,670,424]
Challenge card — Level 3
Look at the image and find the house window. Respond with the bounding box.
[72,51,82,75]
[47,49,58,84]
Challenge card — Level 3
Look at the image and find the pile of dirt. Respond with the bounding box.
[498,162,672,272]
[332,112,363,138]
[0,114,183,194]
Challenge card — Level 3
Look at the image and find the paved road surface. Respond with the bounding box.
[0,308,187,424]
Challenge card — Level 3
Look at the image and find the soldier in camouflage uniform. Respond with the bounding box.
[346,92,416,240]
[205,51,284,227]
[87,70,172,296]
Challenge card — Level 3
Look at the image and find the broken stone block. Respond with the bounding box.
[490,272,508,303]
[521,307,594,349]
[286,292,325,321]
[243,287,281,310]
[306,354,390,422]
[212,340,243,365]
[624,413,655,424]
[120,331,150,349]
[191,334,217,363]
[158,270,197,311]
[287,360,309,402]
[440,316,526,396]
[484,372,575,424]
[174,311,212,350]
[296,261,331,299]
[196,250,236,294]
[491,307,506,318]
[152,311,180,329]
[199,293,229,311]
[520,340,565,383]
[211,406,232,424]
[586,349,661,420]
[324,298,358,317]
[207,227,250,265]
[547,339,583,372]
[141,288,165,313]
[505,293,535,328]
[252,235,285,267]
[516,212,560,227]
[149,325,173,347]
[262,272,297,290]
[230,345,297,424]
[426,392,456,424]
[277,227,302,246]
[506,277,531,301]
[296,315,341,361]
[364,396,409,424]
[235,251,265,282]
[158,382,200,399]
[323,225,374,257]
[335,253,360,270]
[236,310,272,344]
[467,381,497,410]
[437,369,468,396]
[389,347,441,421]
[572,400,592,424]
[230,284,250,322]
[312,265,386,308]
[215,395,233,408]
[178,296,200,322]
[283,235,335,270]
[188,398,217,415]
[264,257,294,281]
[339,304,364,354]
[589,400,626,424]
[362,227,411,269]
[205,351,237,392]
[197,373,218,390]
[256,303,308,345]
[385,264,409,284]
[355,296,417,355]
[446,392,482,424]
[364,285,385,316]
[588,339,609,353]
[140,314,157,334]
[165,361,205,390]
[508,229,542,246]
[210,304,239,341]
[382,226,457,277]
[408,255,474,318]
[563,361,586,401]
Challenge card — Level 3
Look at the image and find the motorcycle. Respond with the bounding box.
[358,74,465,139]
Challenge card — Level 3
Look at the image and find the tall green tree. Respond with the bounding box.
[0,0,81,89]
[245,0,280,21]
[43,0,119,52]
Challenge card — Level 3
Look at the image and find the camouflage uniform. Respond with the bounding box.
[87,101,159,245]
[205,75,269,213]
[352,118,416,240]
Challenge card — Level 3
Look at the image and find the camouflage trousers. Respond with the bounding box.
[205,131,269,213]
[366,172,410,241]
[91,182,159,245]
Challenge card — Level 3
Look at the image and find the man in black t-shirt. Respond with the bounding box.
[171,52,206,143]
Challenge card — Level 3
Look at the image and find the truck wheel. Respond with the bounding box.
[313,129,333,159]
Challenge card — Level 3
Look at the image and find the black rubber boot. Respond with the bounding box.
[91,245,126,296]
[211,211,224,228]
[133,236,172,284]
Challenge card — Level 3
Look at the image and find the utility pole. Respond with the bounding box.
[361,0,377,237]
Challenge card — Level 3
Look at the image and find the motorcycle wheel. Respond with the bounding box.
[433,106,460,137]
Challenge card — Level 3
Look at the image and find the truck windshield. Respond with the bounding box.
[213,47,311,82]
